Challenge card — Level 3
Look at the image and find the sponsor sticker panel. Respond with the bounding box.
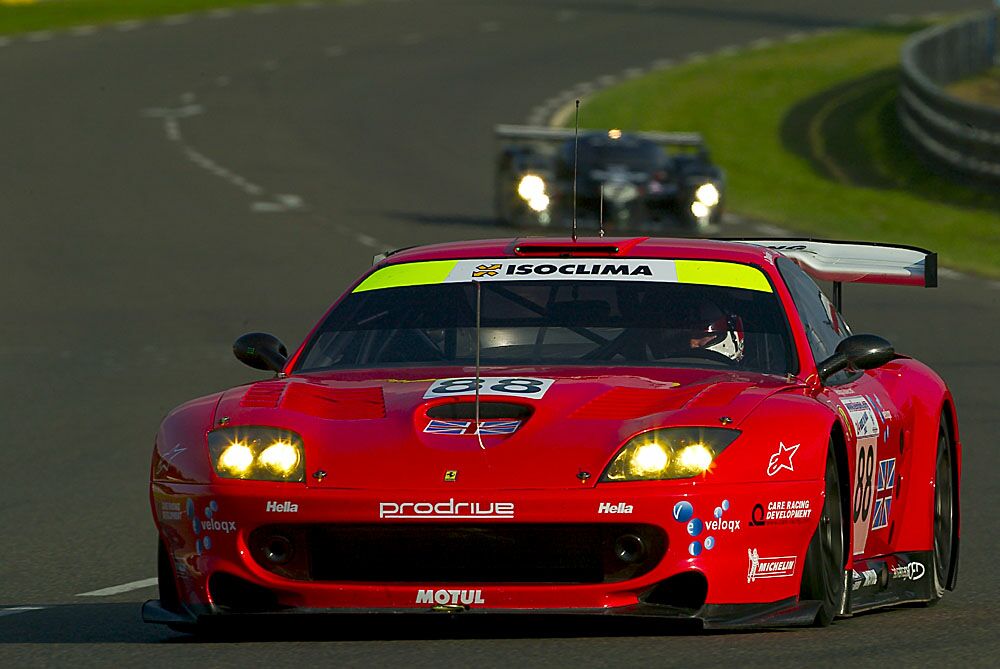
[424,377,554,400]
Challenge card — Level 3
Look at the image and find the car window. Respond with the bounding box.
[296,278,795,376]
[777,256,852,368]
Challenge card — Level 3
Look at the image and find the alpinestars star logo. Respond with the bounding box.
[766,442,799,476]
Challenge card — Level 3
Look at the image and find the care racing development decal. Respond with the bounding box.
[749,499,812,527]
[423,377,554,400]
[747,548,797,583]
[379,498,515,520]
[672,500,738,556]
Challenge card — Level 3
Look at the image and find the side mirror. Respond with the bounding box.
[233,332,288,373]
[816,334,895,384]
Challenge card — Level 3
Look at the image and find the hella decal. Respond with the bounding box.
[379,499,515,519]
[598,502,633,514]
[266,500,299,513]
[416,589,485,606]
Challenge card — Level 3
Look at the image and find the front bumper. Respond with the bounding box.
[152,481,823,625]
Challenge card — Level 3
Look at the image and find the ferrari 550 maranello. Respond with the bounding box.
[144,236,960,631]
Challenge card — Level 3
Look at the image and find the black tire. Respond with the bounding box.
[800,442,846,626]
[927,418,955,605]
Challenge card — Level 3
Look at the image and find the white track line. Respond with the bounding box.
[0,606,46,618]
[77,577,158,597]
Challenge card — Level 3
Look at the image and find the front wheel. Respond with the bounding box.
[800,441,846,626]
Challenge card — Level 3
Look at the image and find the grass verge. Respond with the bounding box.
[0,0,329,35]
[577,22,1000,276]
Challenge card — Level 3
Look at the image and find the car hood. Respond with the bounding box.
[213,366,792,490]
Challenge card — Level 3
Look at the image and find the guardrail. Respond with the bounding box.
[898,11,1000,185]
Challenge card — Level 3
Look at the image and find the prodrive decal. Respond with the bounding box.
[379,499,515,520]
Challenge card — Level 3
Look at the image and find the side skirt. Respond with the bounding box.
[848,551,934,613]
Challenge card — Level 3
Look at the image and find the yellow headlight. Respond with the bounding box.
[258,440,300,476]
[676,443,714,475]
[630,442,670,476]
[602,428,740,482]
[218,442,254,476]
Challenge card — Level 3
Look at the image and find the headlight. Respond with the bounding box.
[517,174,546,201]
[601,428,739,481]
[208,427,305,482]
[694,182,720,207]
[690,201,711,219]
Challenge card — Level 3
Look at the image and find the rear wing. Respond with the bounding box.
[737,239,936,311]
[494,124,706,148]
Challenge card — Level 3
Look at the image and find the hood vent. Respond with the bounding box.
[426,402,533,420]
[240,381,287,408]
[573,386,700,419]
[281,383,385,420]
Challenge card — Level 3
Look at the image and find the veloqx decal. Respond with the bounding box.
[747,548,797,583]
[423,419,522,435]
[766,442,799,476]
[186,499,236,555]
[354,259,774,293]
[672,499,736,556]
[424,377,554,400]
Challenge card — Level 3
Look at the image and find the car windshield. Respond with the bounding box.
[561,137,664,172]
[296,274,794,375]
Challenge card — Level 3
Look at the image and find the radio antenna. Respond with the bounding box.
[474,280,486,450]
[599,183,605,237]
[572,99,580,243]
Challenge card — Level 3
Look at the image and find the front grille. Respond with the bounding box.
[249,524,667,584]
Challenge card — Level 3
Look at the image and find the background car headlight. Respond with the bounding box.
[208,427,305,481]
[517,174,546,201]
[601,427,739,481]
[694,182,720,207]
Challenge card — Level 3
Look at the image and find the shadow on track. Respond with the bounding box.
[0,603,782,644]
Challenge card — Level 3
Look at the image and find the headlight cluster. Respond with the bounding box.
[208,427,305,482]
[601,427,739,482]
[517,174,550,212]
[690,182,721,219]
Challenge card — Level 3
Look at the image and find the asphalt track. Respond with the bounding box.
[0,1,996,666]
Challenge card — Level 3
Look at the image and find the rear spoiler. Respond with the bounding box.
[494,124,706,148]
[736,239,937,311]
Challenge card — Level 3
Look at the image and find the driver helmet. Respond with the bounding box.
[680,301,745,362]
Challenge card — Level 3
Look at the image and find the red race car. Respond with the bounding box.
[144,236,959,631]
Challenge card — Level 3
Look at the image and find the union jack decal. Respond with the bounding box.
[872,458,896,530]
[877,458,896,493]
[423,419,522,435]
[424,420,472,435]
[872,497,893,530]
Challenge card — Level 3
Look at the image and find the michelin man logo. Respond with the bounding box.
[673,499,733,556]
